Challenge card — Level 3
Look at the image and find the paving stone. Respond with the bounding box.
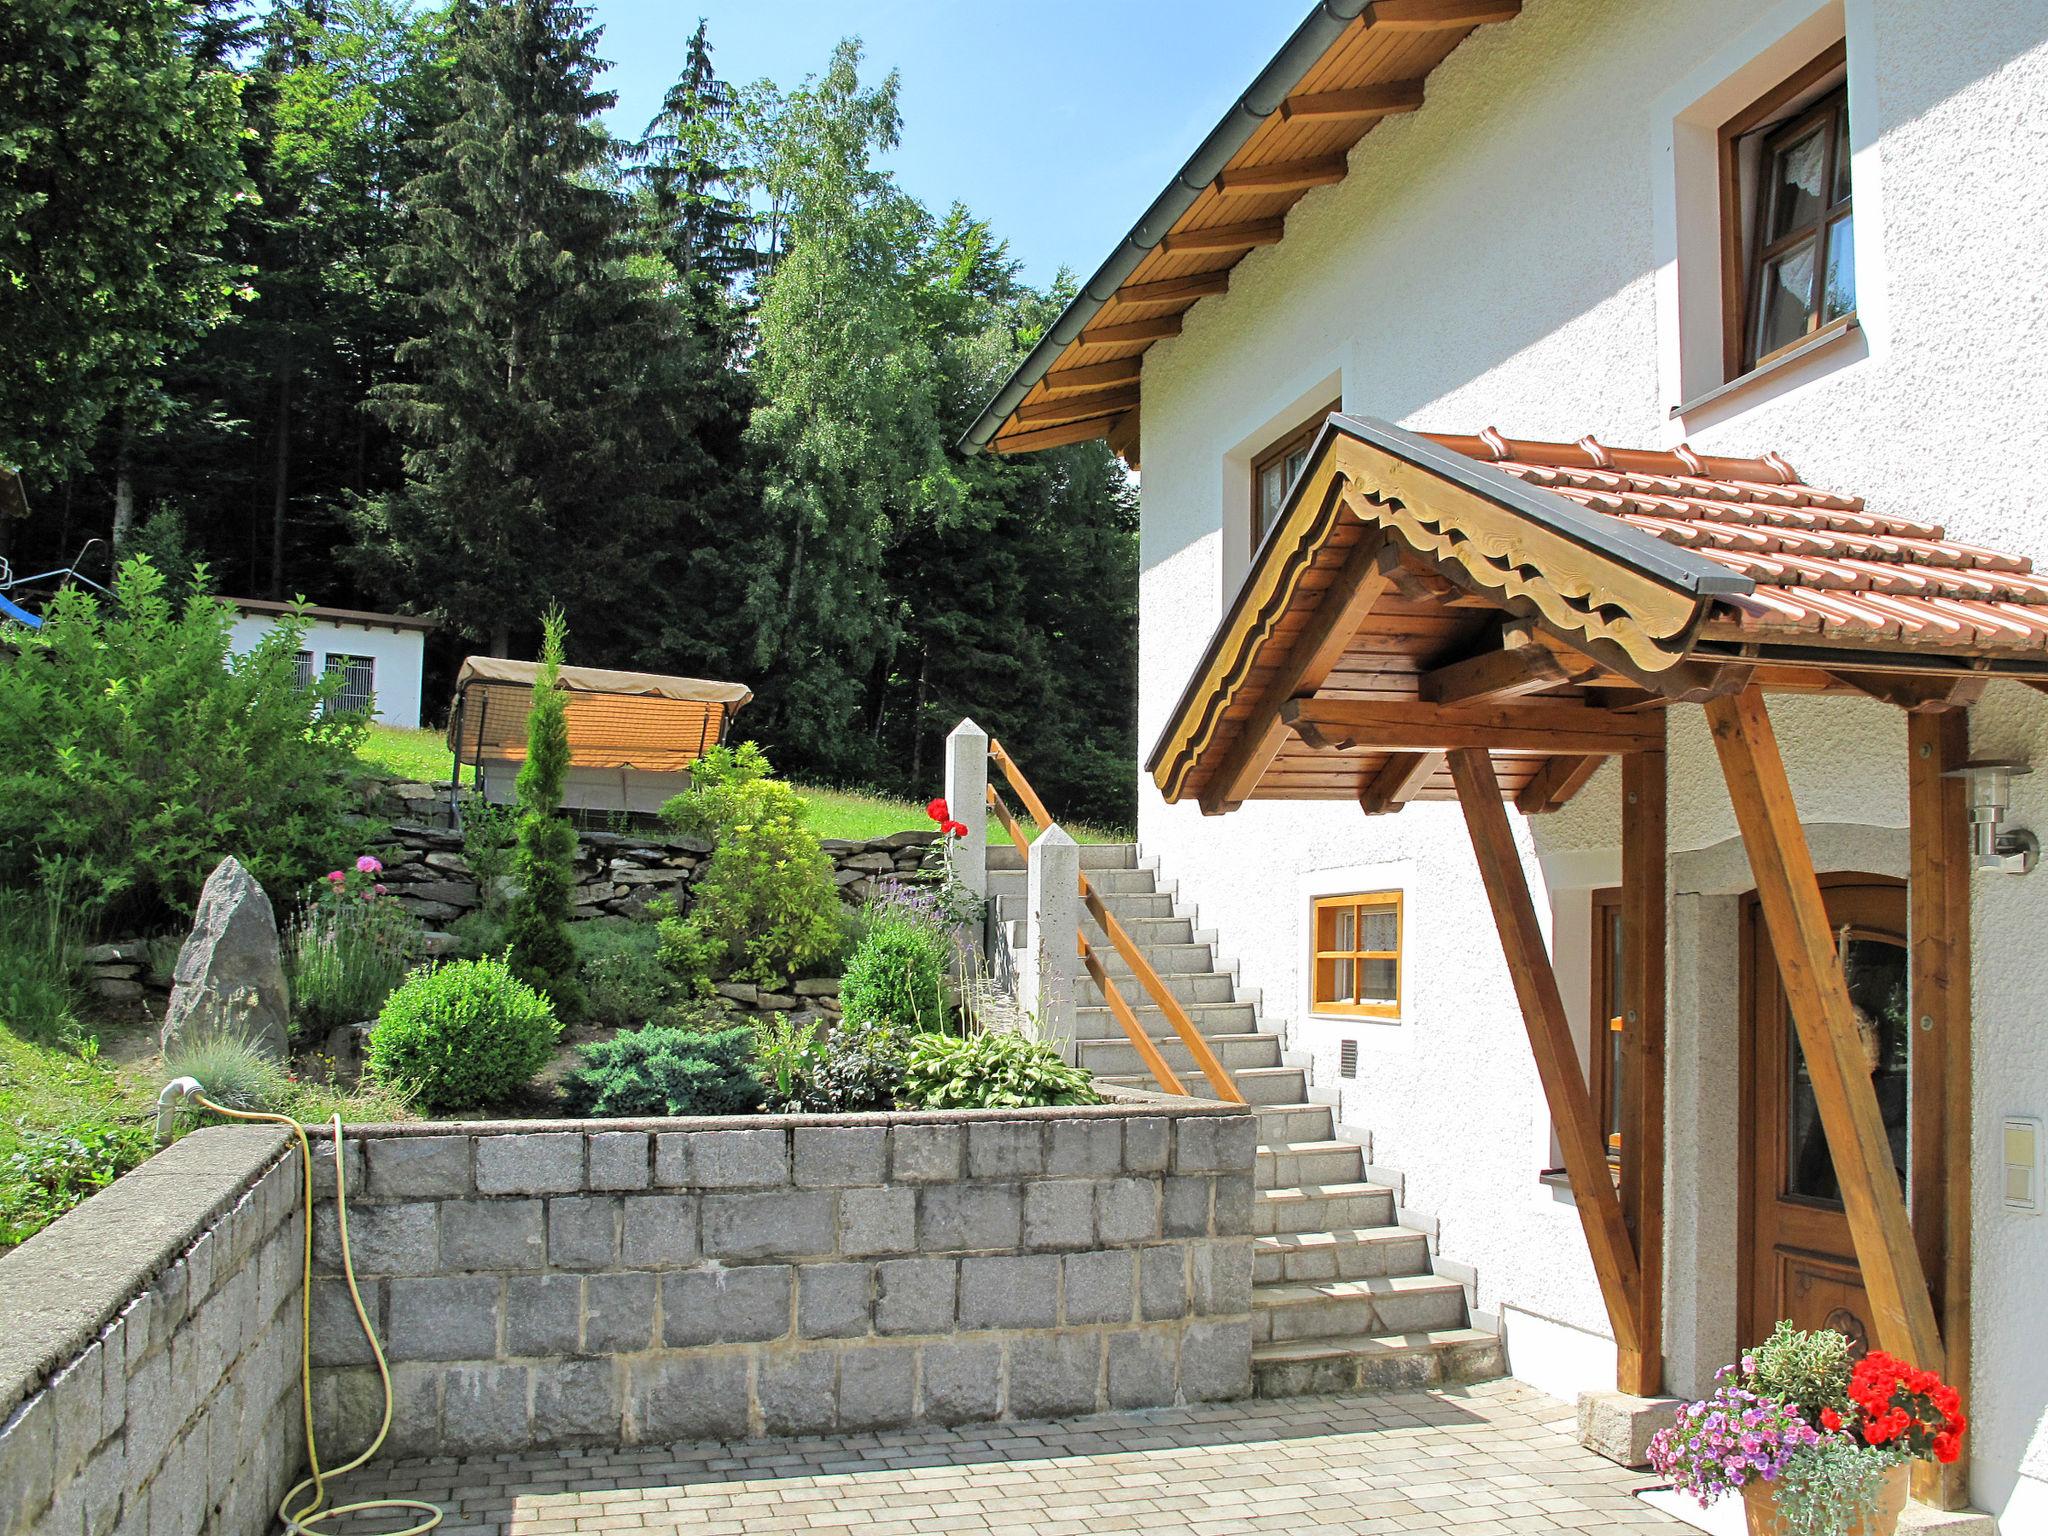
[1160,1175,1212,1237]
[314,1200,437,1276]
[503,1274,581,1357]
[1176,1318,1251,1401]
[1061,1249,1136,1326]
[365,1136,472,1199]
[582,1273,656,1353]
[918,1338,1001,1425]
[619,1194,697,1268]
[957,1254,1059,1331]
[474,1134,584,1195]
[1005,1332,1099,1418]
[439,1199,544,1272]
[1211,1172,1255,1236]
[545,1196,620,1270]
[966,1120,1043,1178]
[797,1263,873,1339]
[1045,1117,1126,1177]
[755,1349,837,1438]
[836,1345,915,1430]
[837,1185,915,1256]
[916,1183,1020,1253]
[1189,1239,1254,1316]
[699,1191,833,1260]
[874,1258,956,1337]
[586,1133,651,1192]
[1021,1180,1095,1250]
[792,1126,887,1187]
[384,1275,501,1361]
[309,1277,379,1367]
[888,1123,963,1182]
[660,1266,792,1347]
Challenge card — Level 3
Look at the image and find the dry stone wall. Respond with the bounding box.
[305,1102,1257,1456]
[0,1128,305,1536]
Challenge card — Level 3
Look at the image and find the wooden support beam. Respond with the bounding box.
[1421,642,1569,704]
[1515,755,1608,814]
[1105,410,1140,469]
[1159,219,1286,255]
[1203,536,1394,814]
[988,417,1112,454]
[1282,697,1667,756]
[1359,752,1441,815]
[1908,708,1973,1509]
[1451,748,1643,1355]
[1279,80,1427,123]
[1116,270,1229,306]
[1041,357,1141,395]
[1366,0,1522,29]
[1832,671,1990,713]
[1079,314,1182,346]
[1617,743,1667,1396]
[1215,156,1349,195]
[1705,687,1945,1370]
[1013,385,1139,425]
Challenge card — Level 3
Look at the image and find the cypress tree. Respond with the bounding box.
[508,605,582,1014]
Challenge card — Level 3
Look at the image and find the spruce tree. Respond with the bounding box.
[508,605,583,1014]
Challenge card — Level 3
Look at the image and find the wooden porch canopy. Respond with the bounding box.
[1146,416,2044,1490]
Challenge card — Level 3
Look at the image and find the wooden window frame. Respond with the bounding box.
[1590,886,1625,1166]
[1717,42,1853,381]
[1310,890,1401,1019]
[1251,398,1341,550]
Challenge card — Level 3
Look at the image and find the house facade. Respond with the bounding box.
[968,0,2048,1524]
[224,598,433,728]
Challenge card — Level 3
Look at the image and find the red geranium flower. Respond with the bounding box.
[926,797,949,823]
[1821,1408,1842,1432]
[1933,1433,1960,1465]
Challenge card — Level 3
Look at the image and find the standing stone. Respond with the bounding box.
[161,856,291,1061]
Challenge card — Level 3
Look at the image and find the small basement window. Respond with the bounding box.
[1252,399,1340,549]
[1311,892,1400,1018]
[1720,44,1854,378]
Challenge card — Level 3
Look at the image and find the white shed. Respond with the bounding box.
[223,598,434,728]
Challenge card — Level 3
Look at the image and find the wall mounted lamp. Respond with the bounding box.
[1943,759,2037,874]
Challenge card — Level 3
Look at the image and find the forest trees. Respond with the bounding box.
[0,4,1140,826]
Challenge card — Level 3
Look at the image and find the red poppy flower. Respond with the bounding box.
[943,820,969,839]
[926,797,950,823]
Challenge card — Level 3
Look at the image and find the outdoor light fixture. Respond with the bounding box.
[1944,759,2038,874]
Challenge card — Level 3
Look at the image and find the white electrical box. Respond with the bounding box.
[2004,1116,2043,1213]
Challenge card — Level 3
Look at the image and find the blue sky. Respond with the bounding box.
[588,1,1308,289]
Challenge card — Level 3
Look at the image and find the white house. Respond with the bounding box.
[967,1,2048,1525]
[224,597,433,728]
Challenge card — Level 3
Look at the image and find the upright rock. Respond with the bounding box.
[161,856,292,1062]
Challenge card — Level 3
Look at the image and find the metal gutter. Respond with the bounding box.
[959,0,1373,454]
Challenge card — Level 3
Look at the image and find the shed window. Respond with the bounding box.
[326,654,376,715]
[1311,892,1400,1018]
[294,650,314,689]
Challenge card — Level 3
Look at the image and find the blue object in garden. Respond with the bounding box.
[0,591,42,628]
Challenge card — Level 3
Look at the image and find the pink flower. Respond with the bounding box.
[356,854,383,874]
[374,883,388,895]
[327,870,345,883]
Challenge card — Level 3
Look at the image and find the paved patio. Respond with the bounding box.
[346,1380,1688,1535]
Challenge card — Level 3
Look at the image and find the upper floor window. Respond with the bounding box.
[1252,399,1339,549]
[1722,46,1854,378]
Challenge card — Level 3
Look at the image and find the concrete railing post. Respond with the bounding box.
[944,718,989,902]
[1021,824,1079,1044]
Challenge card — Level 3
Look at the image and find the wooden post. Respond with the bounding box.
[1618,743,1667,1396]
[1450,748,1643,1357]
[1705,688,1944,1370]
[1908,708,1972,1510]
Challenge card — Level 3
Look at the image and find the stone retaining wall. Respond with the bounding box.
[306,1101,1257,1456]
[0,1128,305,1536]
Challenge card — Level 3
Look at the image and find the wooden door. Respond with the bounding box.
[1741,875,1930,1351]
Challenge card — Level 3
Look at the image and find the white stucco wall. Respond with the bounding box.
[1130,0,2048,1516]
[226,614,427,728]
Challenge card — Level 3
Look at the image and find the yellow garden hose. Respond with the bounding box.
[166,1085,443,1536]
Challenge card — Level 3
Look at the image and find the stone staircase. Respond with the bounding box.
[987,841,1505,1397]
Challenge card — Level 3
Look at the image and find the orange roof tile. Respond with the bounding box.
[1426,431,2048,654]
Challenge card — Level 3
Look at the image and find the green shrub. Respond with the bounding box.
[0,882,84,1044]
[447,909,510,961]
[796,1020,905,1113]
[162,1030,289,1113]
[366,956,561,1112]
[0,1120,153,1248]
[752,1014,826,1108]
[507,608,583,1014]
[457,792,519,917]
[658,743,841,989]
[840,913,951,1034]
[287,860,423,1032]
[1749,1319,1857,1424]
[901,1030,1101,1110]
[560,1015,762,1118]
[0,558,365,929]
[572,918,676,1028]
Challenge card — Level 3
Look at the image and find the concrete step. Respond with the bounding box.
[1007,914,1200,953]
[1076,1031,1280,1079]
[1095,1063,1308,1105]
[1252,1328,1506,1398]
[1254,1226,1432,1285]
[1076,971,1236,1007]
[1256,1139,1367,1190]
[989,865,1157,900]
[994,887,1175,924]
[1254,1181,1397,1235]
[1080,940,1219,976]
[1074,1001,1260,1037]
[1254,1104,1335,1144]
[1250,1273,1471,1343]
[988,842,1137,873]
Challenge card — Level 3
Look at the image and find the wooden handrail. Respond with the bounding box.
[1078,933,1189,1095]
[986,735,1244,1105]
[1081,879,1244,1104]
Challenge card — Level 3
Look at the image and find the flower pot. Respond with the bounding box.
[1741,1462,1909,1536]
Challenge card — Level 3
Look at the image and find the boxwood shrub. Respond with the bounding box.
[367,956,560,1112]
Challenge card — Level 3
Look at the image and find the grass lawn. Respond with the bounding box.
[358,724,1126,844]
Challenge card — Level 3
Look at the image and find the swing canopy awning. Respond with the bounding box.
[447,657,752,774]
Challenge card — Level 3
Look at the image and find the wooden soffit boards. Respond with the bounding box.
[1145,415,1753,808]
